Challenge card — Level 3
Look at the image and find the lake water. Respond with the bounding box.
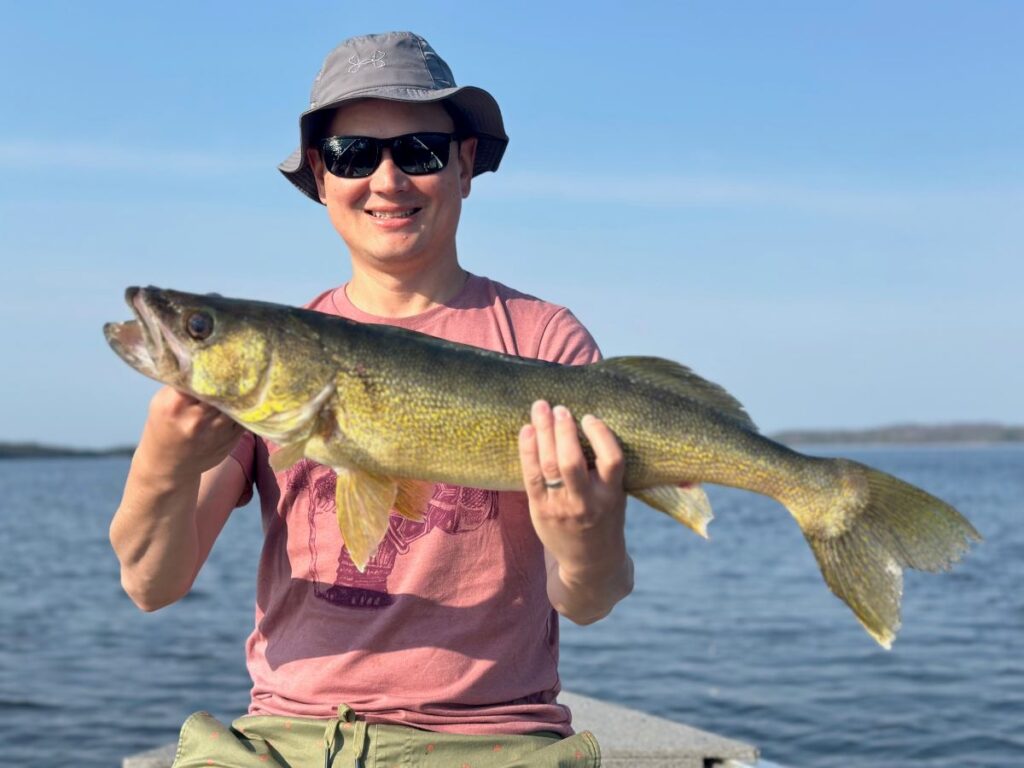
[1,445,1021,767]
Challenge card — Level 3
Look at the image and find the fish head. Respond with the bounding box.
[104,286,273,407]
[105,287,338,442]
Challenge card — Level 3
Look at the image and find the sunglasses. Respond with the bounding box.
[318,132,457,179]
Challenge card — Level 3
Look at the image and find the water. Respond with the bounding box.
[1,446,1021,766]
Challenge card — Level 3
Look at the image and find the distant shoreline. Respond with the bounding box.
[771,423,1024,446]
[2,423,1022,459]
[0,443,135,459]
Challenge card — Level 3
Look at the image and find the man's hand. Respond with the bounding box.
[518,400,633,624]
[137,386,244,481]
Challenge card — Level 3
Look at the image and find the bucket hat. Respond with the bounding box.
[279,31,509,203]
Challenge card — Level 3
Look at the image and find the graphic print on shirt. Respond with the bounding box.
[283,459,499,609]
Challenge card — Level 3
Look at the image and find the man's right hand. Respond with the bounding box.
[136,386,244,479]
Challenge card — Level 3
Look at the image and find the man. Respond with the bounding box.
[111,31,632,767]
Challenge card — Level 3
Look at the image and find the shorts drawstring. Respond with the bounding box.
[351,718,368,767]
[323,703,368,768]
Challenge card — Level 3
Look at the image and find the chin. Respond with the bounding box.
[366,247,429,267]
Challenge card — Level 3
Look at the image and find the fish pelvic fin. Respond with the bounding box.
[792,459,981,649]
[335,467,398,573]
[632,483,714,538]
[595,357,756,431]
[394,479,433,522]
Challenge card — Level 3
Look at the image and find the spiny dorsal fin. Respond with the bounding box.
[595,356,757,431]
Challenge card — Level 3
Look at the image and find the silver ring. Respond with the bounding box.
[544,478,565,489]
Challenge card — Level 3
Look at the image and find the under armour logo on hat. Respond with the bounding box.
[347,50,386,73]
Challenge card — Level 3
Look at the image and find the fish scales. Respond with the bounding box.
[319,327,765,491]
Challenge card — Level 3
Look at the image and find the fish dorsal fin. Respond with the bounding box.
[595,356,757,431]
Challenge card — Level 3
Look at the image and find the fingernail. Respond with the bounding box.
[554,405,570,421]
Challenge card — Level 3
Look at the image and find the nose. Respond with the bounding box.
[368,148,410,193]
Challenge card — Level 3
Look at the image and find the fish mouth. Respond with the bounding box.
[103,287,192,383]
[103,316,158,378]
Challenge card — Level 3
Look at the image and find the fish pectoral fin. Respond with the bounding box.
[268,440,308,473]
[394,479,433,522]
[334,467,398,573]
[632,483,714,539]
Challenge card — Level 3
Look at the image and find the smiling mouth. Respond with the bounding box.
[367,208,420,219]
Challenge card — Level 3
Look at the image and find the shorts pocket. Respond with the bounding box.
[172,711,275,768]
[493,730,602,768]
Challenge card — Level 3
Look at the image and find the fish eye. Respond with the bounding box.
[186,311,214,340]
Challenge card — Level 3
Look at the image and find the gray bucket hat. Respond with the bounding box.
[279,31,509,203]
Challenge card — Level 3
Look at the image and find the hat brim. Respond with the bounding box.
[278,85,508,204]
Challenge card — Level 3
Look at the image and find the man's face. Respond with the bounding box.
[307,99,478,275]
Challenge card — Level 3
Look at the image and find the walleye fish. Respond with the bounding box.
[105,286,980,647]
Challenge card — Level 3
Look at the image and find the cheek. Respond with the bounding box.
[191,333,269,399]
[421,176,463,220]
[322,182,367,235]
[436,183,463,227]
[440,196,462,229]
[322,175,367,211]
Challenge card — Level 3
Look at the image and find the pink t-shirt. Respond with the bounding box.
[229,274,601,735]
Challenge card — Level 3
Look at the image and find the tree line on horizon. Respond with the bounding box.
[2,422,1022,459]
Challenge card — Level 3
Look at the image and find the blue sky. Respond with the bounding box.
[2,1,1021,447]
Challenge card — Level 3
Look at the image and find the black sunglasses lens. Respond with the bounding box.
[323,137,379,178]
[393,134,451,175]
[321,133,453,178]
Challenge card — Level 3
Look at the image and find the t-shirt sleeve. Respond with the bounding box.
[228,430,257,507]
[536,307,602,365]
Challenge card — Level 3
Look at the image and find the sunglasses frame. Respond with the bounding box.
[318,132,458,179]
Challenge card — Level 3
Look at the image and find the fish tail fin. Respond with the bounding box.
[788,459,980,648]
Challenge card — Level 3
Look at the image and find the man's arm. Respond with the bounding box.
[109,386,246,612]
[519,400,634,625]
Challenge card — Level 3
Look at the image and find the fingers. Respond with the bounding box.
[139,387,243,477]
[552,404,588,493]
[518,423,546,501]
[152,386,208,420]
[581,413,625,487]
[519,401,625,499]
[149,386,241,445]
[530,400,561,488]
[520,401,590,495]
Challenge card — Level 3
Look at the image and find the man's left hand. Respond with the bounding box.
[518,400,633,623]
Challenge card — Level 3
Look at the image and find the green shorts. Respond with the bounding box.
[172,705,601,768]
